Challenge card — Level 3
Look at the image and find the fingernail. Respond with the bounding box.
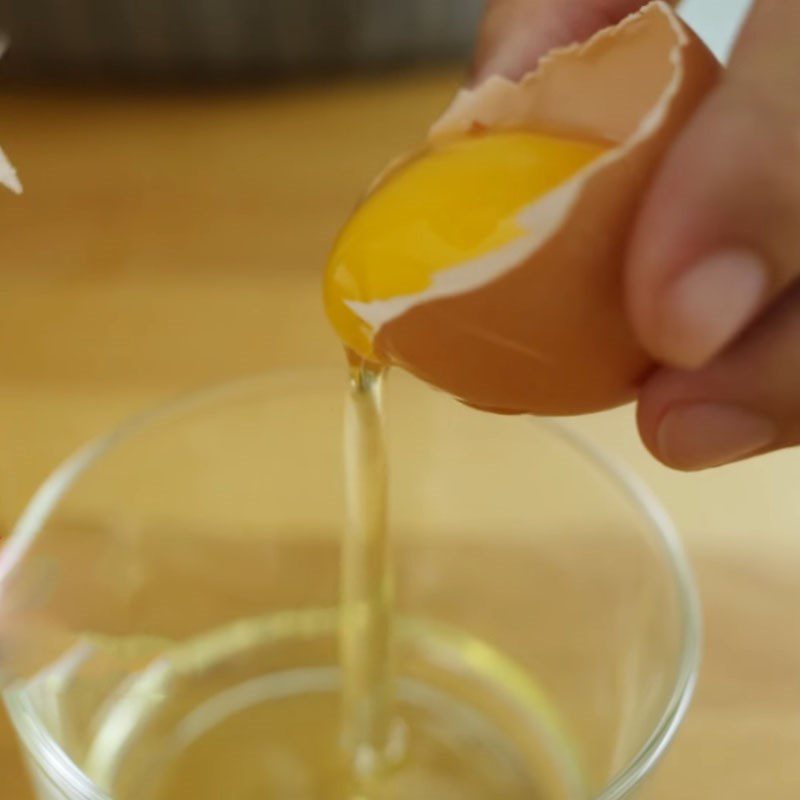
[657,403,777,470]
[657,250,768,369]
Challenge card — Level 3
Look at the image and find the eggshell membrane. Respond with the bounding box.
[360,1,720,415]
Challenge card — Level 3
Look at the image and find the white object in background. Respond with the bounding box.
[0,145,19,193]
[679,0,752,62]
[0,37,20,193]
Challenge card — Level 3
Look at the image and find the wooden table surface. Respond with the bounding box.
[1,70,799,798]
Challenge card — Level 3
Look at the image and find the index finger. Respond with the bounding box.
[626,0,800,369]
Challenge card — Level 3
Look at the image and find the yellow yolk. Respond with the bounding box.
[324,131,608,360]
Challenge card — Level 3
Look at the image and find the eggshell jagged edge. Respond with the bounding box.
[350,0,716,331]
[0,38,21,194]
[346,1,720,413]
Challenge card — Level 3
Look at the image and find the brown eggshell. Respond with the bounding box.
[369,1,720,415]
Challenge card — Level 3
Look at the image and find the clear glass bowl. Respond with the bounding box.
[0,368,699,800]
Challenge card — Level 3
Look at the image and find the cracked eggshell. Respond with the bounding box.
[363,1,720,415]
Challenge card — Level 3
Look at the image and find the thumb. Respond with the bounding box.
[472,0,659,82]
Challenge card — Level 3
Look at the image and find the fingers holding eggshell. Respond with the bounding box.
[638,283,800,471]
[626,0,800,372]
[368,2,720,415]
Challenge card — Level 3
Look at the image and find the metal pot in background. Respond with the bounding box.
[0,0,483,79]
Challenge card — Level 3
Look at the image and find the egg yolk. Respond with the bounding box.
[324,131,608,360]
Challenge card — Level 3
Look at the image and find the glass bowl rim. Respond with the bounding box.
[0,367,701,800]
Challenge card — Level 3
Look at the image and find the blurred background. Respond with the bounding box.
[0,0,483,80]
[0,0,746,80]
[3,1,800,800]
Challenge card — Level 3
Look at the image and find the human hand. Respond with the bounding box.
[474,0,800,470]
